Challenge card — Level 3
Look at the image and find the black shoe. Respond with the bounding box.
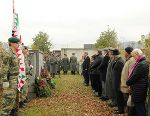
[19,101,26,108]
[10,109,18,116]
[101,97,109,101]
[100,96,105,99]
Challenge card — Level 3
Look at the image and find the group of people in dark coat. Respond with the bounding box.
[61,53,78,75]
[46,53,78,76]
[82,47,149,116]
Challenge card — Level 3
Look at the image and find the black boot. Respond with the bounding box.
[19,101,26,108]
[10,109,18,116]
[24,98,28,103]
[73,71,75,75]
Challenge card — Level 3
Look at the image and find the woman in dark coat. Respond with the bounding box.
[126,49,149,116]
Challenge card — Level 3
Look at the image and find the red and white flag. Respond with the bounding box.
[12,0,26,91]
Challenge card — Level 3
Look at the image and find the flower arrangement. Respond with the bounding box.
[34,68,53,97]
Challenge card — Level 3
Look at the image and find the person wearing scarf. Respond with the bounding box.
[126,49,149,116]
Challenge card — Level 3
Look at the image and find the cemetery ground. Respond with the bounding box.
[19,73,127,116]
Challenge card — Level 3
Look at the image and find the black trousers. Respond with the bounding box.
[71,71,75,75]
[116,91,124,113]
[92,74,102,96]
[57,71,60,75]
[92,74,99,92]
[90,73,94,90]
[134,102,146,116]
[83,70,89,85]
[128,107,136,116]
[63,71,67,75]
[98,75,102,97]
[123,93,129,107]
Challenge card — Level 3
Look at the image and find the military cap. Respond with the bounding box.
[8,37,20,43]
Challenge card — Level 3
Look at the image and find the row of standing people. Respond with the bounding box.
[0,37,32,116]
[45,53,78,77]
[82,47,149,116]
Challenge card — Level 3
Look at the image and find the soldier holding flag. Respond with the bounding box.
[1,0,26,115]
[0,37,20,116]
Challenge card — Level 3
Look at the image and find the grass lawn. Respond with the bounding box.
[19,74,119,116]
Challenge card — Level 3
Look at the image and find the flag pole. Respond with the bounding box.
[12,0,20,111]
[13,0,14,14]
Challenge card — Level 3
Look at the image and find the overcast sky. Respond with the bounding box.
[0,0,150,49]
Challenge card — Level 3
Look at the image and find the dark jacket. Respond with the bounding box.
[105,58,115,98]
[126,57,149,103]
[98,55,110,82]
[49,56,57,73]
[82,56,90,71]
[112,57,124,91]
[70,56,77,71]
[61,57,69,71]
[89,61,97,75]
[90,55,103,75]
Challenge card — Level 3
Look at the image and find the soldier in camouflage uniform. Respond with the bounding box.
[0,42,4,92]
[19,46,30,108]
[0,42,9,90]
[0,37,20,116]
[0,42,6,110]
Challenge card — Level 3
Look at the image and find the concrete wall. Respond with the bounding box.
[61,48,98,61]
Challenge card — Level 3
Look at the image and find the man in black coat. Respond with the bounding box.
[90,50,103,97]
[82,52,90,86]
[89,54,97,91]
[111,49,125,114]
[99,49,110,100]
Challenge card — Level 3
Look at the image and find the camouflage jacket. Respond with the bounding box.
[24,55,30,76]
[0,48,9,83]
[2,48,19,82]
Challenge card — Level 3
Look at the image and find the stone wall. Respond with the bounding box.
[28,50,44,98]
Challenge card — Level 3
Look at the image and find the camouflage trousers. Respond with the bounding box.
[20,79,29,102]
[0,84,2,113]
[0,76,18,116]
